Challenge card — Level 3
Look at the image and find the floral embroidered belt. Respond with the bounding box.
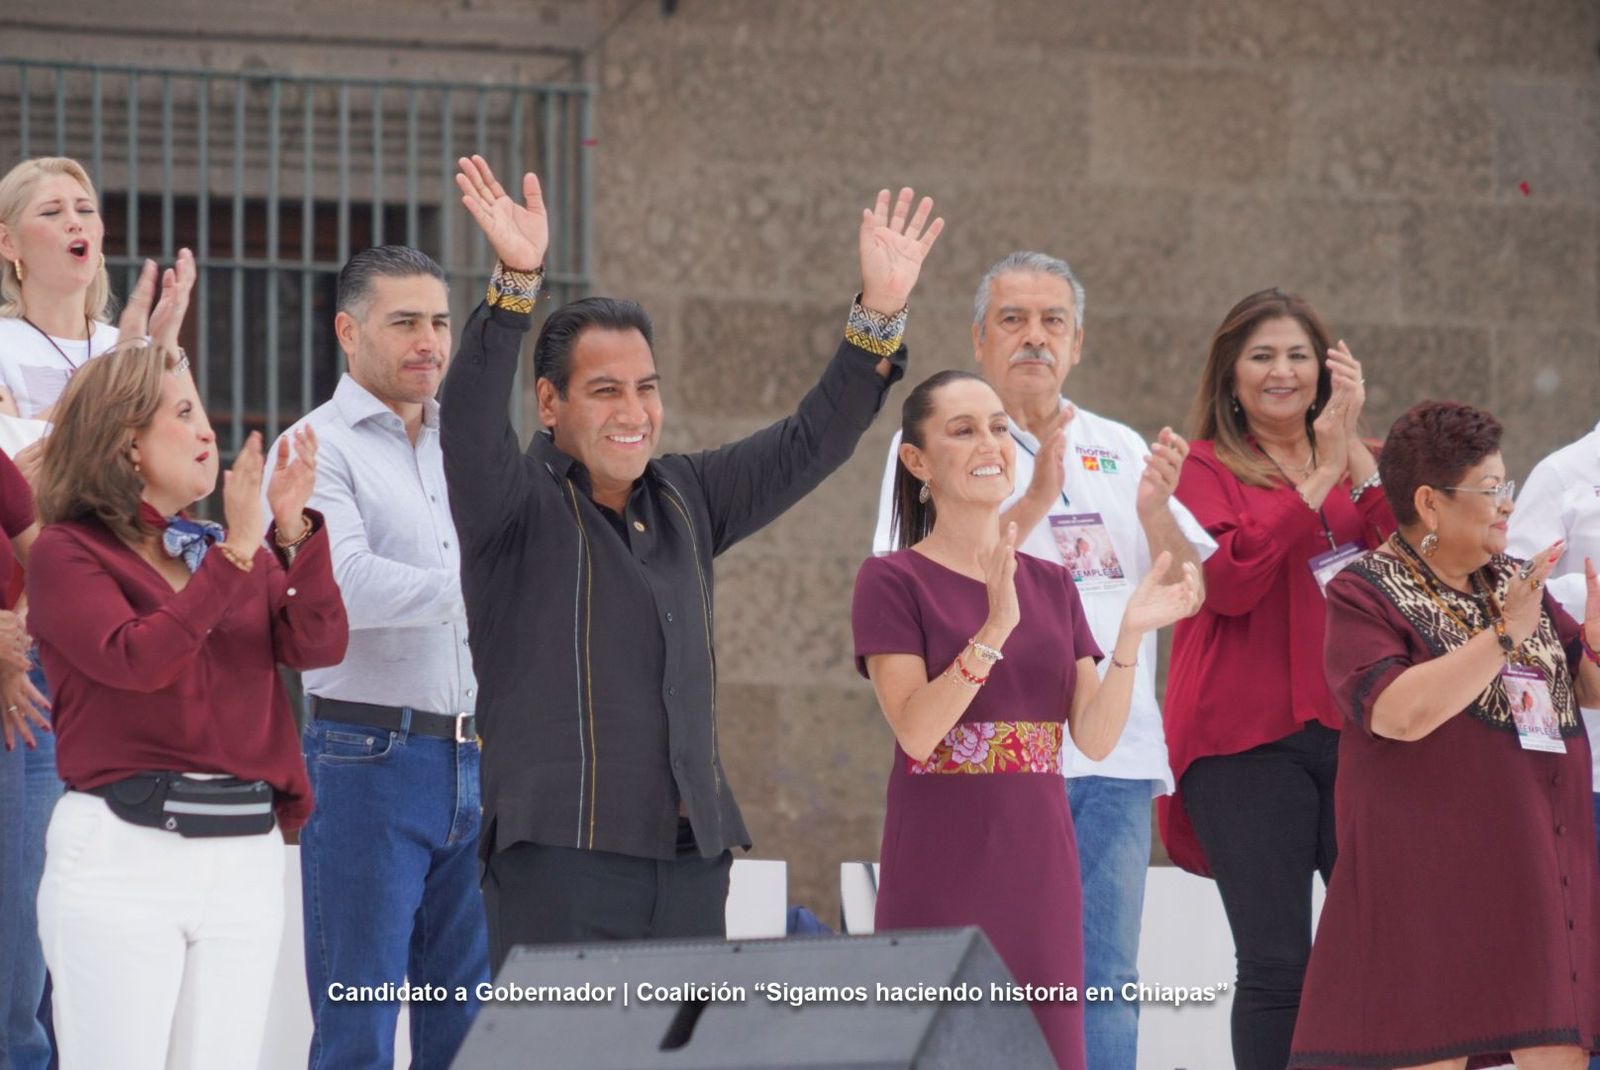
[907,721,1063,775]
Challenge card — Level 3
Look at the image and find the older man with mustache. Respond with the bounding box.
[871,250,1214,1070]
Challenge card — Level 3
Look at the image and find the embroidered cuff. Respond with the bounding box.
[485,262,544,315]
[844,295,908,357]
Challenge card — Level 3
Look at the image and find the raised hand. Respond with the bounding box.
[266,426,318,541]
[1325,340,1366,438]
[455,155,548,273]
[1584,558,1600,653]
[859,187,944,315]
[221,431,269,558]
[1024,404,1074,508]
[983,521,1021,640]
[1310,375,1352,477]
[116,259,158,345]
[1120,553,1203,636]
[1504,539,1563,646]
[148,247,196,352]
[1137,427,1188,518]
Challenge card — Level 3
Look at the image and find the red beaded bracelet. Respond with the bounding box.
[1581,630,1600,668]
[952,654,989,687]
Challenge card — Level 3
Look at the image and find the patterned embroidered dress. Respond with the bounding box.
[1289,549,1600,1069]
[852,549,1101,1070]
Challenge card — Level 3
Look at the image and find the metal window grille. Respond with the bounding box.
[0,58,593,453]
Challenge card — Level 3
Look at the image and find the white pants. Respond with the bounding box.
[37,791,285,1070]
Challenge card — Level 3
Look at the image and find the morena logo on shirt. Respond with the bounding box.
[1077,444,1121,474]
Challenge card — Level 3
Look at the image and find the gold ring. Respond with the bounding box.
[1528,577,1541,592]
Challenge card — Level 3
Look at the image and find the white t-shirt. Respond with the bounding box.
[0,317,120,417]
[1505,419,1600,791]
[871,399,1218,792]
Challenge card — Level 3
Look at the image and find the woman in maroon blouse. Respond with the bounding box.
[1161,289,1396,1070]
[1290,401,1599,1070]
[24,300,348,1068]
[852,370,1200,1069]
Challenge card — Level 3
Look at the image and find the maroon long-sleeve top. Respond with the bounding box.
[25,511,348,831]
[1159,439,1396,875]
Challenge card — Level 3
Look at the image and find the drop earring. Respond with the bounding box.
[11,260,22,283]
[1420,532,1439,557]
[918,480,932,504]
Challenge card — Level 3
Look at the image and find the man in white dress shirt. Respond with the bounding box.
[274,246,486,1070]
[872,251,1216,1070]
[1507,422,1600,1058]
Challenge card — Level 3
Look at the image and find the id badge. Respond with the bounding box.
[1308,541,1366,594]
[1049,512,1129,592]
[1502,665,1565,753]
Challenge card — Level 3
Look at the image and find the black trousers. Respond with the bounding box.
[1180,722,1339,1070]
[481,817,732,972]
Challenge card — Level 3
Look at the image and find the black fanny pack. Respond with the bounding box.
[87,773,276,838]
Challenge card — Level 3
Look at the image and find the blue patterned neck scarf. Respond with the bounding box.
[139,502,227,573]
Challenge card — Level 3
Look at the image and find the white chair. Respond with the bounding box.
[838,861,880,934]
[726,858,788,939]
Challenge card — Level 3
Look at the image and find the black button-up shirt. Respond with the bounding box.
[441,301,905,860]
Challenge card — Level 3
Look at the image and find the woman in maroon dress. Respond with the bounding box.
[1290,401,1600,1070]
[851,370,1201,1069]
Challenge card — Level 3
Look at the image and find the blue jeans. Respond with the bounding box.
[1066,775,1158,1070]
[0,657,61,1070]
[300,714,489,1070]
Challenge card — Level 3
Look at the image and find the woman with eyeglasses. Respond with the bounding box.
[1160,289,1397,1070]
[1289,400,1600,1069]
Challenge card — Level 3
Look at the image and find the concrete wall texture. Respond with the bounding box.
[6,0,1599,920]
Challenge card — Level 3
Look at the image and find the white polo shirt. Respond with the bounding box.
[1505,419,1600,791]
[871,398,1217,793]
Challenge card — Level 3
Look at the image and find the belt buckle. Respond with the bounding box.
[454,712,472,745]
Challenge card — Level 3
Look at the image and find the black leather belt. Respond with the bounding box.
[311,696,477,743]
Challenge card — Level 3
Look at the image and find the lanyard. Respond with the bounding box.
[1009,429,1071,511]
[1259,446,1337,551]
[19,314,91,376]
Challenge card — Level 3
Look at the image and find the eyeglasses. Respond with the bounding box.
[1439,480,1516,506]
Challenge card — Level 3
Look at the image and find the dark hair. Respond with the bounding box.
[890,369,990,549]
[1379,401,1503,526]
[1187,288,1336,488]
[335,245,447,316]
[533,296,654,397]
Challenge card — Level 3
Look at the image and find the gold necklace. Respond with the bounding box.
[1258,443,1316,479]
[1388,533,1505,642]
